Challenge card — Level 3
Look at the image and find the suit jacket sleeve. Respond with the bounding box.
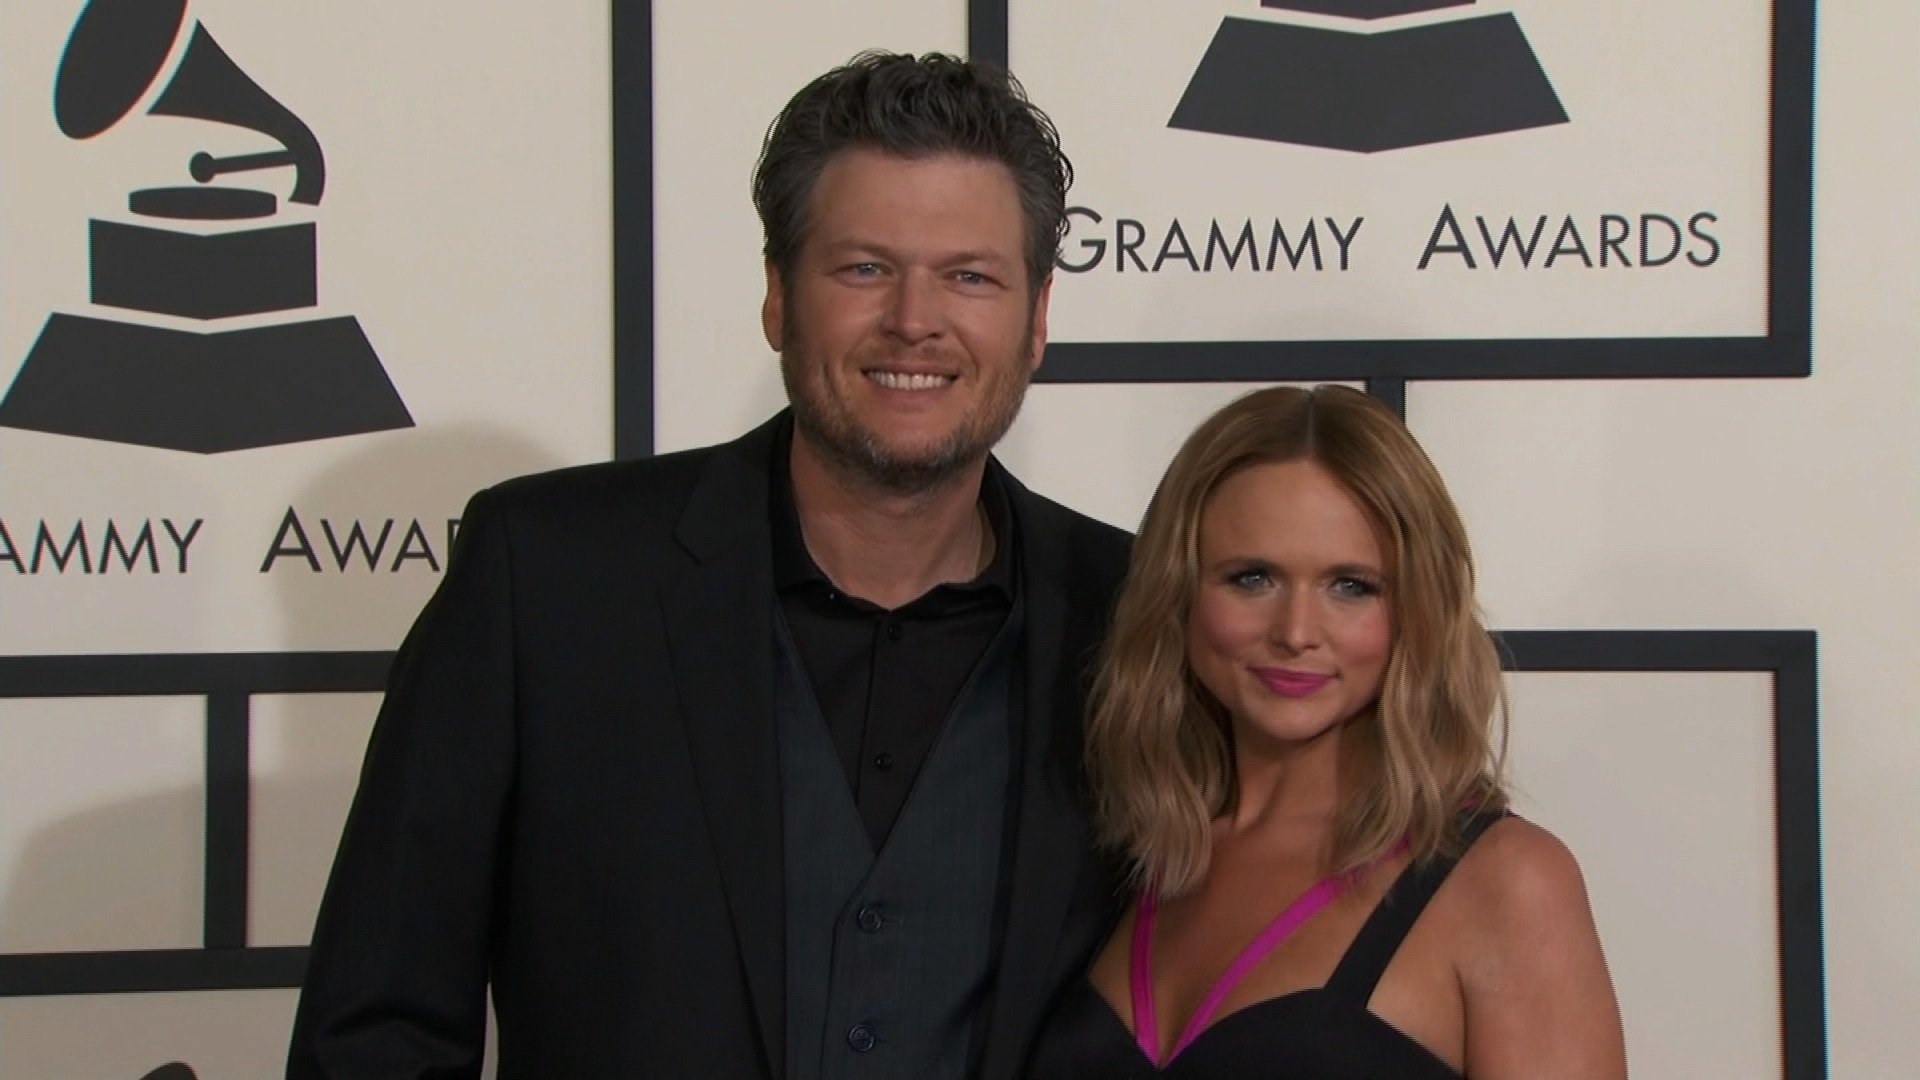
[287,486,519,1080]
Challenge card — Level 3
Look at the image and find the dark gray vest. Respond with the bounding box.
[775,602,1020,1080]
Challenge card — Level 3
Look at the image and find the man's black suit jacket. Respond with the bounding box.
[286,414,1134,1080]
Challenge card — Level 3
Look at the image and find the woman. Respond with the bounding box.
[1031,386,1626,1078]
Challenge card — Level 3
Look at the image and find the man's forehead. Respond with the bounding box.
[800,150,1026,245]
[810,147,1017,190]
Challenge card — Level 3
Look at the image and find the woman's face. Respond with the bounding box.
[1187,460,1393,757]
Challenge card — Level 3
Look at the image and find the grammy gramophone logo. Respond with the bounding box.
[0,0,412,453]
[1171,0,1568,152]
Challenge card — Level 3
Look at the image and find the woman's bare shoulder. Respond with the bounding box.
[1449,815,1593,927]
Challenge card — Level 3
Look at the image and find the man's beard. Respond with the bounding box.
[780,333,1033,497]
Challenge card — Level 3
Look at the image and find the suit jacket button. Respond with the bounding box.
[846,1024,878,1053]
[856,905,884,933]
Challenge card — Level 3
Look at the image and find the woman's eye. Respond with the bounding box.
[1330,576,1381,600]
[1227,568,1272,591]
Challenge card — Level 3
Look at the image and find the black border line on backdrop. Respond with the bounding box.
[1363,377,1406,418]
[0,632,1825,1080]
[0,652,390,997]
[969,1,1815,384]
[1499,630,1826,1080]
[612,0,655,461]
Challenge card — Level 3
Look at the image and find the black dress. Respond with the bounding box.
[1027,814,1505,1079]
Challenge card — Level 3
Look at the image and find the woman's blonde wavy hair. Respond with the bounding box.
[1088,385,1508,899]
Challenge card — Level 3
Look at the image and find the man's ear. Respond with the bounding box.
[761,261,785,352]
[1027,273,1053,374]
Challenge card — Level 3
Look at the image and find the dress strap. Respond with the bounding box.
[1323,809,1511,1003]
[1129,889,1162,1064]
[1167,876,1347,1062]
[1130,871,1351,1066]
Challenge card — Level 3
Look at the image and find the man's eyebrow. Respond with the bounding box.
[815,238,893,258]
[814,239,1014,266]
[938,250,1015,267]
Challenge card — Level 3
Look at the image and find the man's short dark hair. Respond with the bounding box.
[752,51,1072,295]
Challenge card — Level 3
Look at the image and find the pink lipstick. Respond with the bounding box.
[1253,668,1332,698]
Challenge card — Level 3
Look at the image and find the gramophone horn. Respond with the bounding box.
[52,0,326,205]
[147,23,325,204]
[53,0,190,139]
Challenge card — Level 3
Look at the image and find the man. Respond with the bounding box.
[287,52,1131,1080]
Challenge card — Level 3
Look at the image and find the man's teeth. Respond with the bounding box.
[869,371,952,390]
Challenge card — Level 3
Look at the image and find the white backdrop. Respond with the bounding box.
[3,1,1916,1077]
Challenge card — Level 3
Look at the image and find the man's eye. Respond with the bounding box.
[953,270,989,286]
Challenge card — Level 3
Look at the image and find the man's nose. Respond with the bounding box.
[881,271,942,343]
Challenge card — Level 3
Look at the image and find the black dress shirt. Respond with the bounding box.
[771,427,1017,850]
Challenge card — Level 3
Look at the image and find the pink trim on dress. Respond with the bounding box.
[1130,841,1409,1068]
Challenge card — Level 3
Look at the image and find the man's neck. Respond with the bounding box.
[789,431,996,610]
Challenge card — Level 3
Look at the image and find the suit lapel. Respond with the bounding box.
[660,418,786,1079]
[977,480,1107,1080]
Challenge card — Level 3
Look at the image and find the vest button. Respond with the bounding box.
[846,1024,878,1053]
[856,905,884,933]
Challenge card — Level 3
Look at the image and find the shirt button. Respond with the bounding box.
[873,752,894,771]
[846,1024,877,1053]
[856,905,884,933]
[884,621,902,641]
